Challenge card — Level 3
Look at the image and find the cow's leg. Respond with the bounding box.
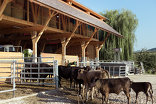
[124,91,130,104]
[149,90,153,104]
[58,77,61,87]
[86,86,89,101]
[82,85,85,99]
[102,95,104,104]
[105,93,109,104]
[91,87,94,100]
[135,92,138,104]
[78,82,81,95]
[70,78,72,88]
[145,93,149,104]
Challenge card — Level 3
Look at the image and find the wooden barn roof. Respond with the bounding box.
[33,0,122,37]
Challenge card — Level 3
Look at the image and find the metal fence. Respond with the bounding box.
[78,61,135,77]
[0,45,22,52]
[18,59,58,87]
[0,60,16,98]
[0,57,59,88]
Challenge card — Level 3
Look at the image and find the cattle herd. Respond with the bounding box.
[20,63,154,104]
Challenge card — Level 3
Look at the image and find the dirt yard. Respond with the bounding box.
[0,74,156,104]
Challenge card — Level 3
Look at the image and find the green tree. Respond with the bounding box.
[23,49,32,57]
[99,9,138,60]
[134,49,156,73]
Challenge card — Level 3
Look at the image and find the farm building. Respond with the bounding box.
[0,0,122,65]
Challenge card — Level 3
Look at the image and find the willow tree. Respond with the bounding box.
[99,9,138,61]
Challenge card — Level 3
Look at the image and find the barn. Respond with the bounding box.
[0,0,122,64]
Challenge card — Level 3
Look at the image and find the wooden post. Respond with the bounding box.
[31,31,38,62]
[60,21,80,65]
[95,45,100,61]
[35,11,57,43]
[0,0,12,20]
[84,28,97,49]
[95,33,110,60]
[61,38,66,65]
[81,41,86,66]
[16,40,21,52]
[99,33,110,50]
[30,11,57,62]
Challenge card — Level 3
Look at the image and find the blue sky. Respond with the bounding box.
[76,0,156,51]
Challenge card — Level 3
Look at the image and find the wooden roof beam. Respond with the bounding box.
[64,20,80,47]
[84,28,98,49]
[35,10,58,43]
[0,0,12,21]
[98,33,110,50]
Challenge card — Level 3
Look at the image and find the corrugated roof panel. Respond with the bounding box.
[36,0,122,37]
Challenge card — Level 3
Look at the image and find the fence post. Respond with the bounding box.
[77,57,79,67]
[13,60,16,98]
[90,61,94,69]
[54,60,58,88]
[95,58,99,68]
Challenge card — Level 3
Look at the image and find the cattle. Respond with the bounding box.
[58,66,84,94]
[131,82,153,104]
[21,63,53,84]
[58,65,73,88]
[91,78,131,104]
[77,69,110,101]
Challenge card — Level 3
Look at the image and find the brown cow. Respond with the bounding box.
[91,78,131,104]
[131,82,153,104]
[77,69,109,101]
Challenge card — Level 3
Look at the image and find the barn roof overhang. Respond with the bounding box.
[31,0,123,38]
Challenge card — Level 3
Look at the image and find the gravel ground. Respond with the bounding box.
[0,74,156,104]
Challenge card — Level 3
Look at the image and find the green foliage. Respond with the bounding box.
[134,49,156,73]
[99,9,138,61]
[23,49,32,57]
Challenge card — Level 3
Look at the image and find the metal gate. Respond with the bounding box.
[0,57,59,88]
[16,57,58,88]
[0,60,16,97]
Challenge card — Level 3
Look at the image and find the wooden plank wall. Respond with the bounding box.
[0,52,24,82]
[87,45,96,60]
[41,53,78,65]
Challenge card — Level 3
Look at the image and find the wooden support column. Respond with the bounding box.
[31,10,57,62]
[95,33,110,60]
[84,28,97,49]
[16,40,22,52]
[95,45,100,61]
[80,28,97,64]
[81,41,86,66]
[0,0,12,20]
[31,31,38,62]
[61,38,66,65]
[61,21,80,65]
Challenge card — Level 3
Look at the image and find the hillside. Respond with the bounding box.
[148,48,156,52]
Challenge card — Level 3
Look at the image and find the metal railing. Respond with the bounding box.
[0,57,59,88]
[78,60,134,77]
[0,45,22,53]
[0,60,16,98]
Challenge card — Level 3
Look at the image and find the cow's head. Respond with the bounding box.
[77,68,85,79]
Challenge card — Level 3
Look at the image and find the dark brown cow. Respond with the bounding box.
[77,69,109,101]
[91,78,131,104]
[131,82,153,104]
